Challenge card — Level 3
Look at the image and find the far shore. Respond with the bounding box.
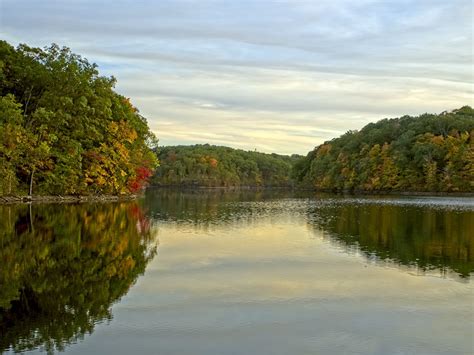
[149,185,474,197]
[1,188,473,205]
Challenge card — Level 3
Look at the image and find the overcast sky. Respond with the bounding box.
[1,0,472,154]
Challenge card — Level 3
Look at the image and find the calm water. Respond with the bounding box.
[1,189,473,354]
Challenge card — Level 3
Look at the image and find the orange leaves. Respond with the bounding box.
[209,158,218,168]
[200,155,219,167]
[127,166,153,193]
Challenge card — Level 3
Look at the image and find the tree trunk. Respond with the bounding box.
[29,168,35,196]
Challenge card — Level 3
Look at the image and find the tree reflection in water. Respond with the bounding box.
[1,191,472,353]
[144,189,473,279]
[306,199,474,279]
[0,202,157,354]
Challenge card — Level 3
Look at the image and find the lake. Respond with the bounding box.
[1,189,473,354]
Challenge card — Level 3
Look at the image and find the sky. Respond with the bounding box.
[0,0,472,155]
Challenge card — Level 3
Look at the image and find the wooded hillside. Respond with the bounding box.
[292,107,474,192]
[153,145,300,187]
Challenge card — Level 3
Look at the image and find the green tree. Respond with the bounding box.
[0,40,158,196]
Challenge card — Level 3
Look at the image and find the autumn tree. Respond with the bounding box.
[0,40,158,196]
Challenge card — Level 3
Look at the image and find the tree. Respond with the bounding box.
[0,40,158,196]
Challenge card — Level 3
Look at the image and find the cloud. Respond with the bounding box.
[1,0,472,154]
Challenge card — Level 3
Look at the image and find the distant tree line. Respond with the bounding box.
[292,107,474,192]
[152,108,473,192]
[0,41,157,196]
[152,145,301,187]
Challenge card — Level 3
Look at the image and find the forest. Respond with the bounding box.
[0,41,157,196]
[1,41,472,196]
[153,108,473,192]
[292,107,474,192]
[152,145,300,187]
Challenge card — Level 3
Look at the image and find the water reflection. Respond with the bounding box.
[307,199,474,279]
[143,188,298,226]
[0,190,472,354]
[145,189,474,279]
[0,202,157,354]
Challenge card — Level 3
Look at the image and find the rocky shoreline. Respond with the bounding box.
[0,194,138,204]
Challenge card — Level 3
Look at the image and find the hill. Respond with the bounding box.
[292,107,474,192]
[152,144,301,187]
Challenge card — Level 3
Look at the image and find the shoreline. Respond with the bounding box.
[149,185,474,197]
[1,188,472,205]
[313,189,474,197]
[0,194,138,204]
